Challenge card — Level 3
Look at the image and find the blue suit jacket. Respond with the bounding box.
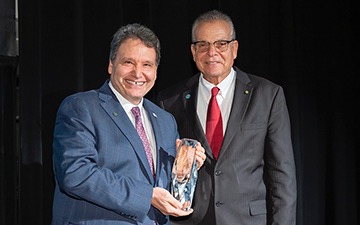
[52,81,179,225]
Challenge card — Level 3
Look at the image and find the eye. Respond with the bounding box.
[198,42,207,47]
[216,41,227,47]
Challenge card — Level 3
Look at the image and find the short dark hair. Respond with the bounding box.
[191,10,236,42]
[109,23,161,66]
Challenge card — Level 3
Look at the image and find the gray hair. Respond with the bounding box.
[109,23,161,66]
[191,10,236,42]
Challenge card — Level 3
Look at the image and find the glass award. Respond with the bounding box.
[171,138,198,211]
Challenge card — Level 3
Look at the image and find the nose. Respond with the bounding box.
[207,43,217,56]
[133,65,142,78]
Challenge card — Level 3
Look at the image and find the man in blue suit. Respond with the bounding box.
[52,23,206,225]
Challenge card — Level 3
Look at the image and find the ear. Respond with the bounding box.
[232,40,239,59]
[108,60,113,75]
[191,44,196,61]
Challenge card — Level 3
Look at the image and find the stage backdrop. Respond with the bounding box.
[12,0,359,224]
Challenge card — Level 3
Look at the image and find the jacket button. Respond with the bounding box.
[215,201,224,207]
[214,170,222,176]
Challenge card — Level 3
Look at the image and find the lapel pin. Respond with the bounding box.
[113,112,118,117]
[244,90,249,95]
[152,112,157,118]
[185,93,191,100]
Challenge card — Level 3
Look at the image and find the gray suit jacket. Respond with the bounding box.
[157,67,297,225]
[52,81,179,225]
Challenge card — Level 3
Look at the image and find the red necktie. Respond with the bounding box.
[131,107,155,177]
[206,87,223,160]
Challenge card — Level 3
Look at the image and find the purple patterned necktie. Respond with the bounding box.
[131,107,155,177]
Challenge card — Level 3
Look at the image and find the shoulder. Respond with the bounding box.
[245,74,286,105]
[156,74,200,102]
[234,66,280,89]
[144,99,175,118]
[60,89,98,106]
[234,67,285,99]
[248,74,280,89]
[237,69,283,95]
[248,74,283,97]
[56,89,104,118]
[60,81,112,106]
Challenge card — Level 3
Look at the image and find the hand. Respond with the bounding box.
[175,139,206,170]
[194,142,206,170]
[151,187,194,217]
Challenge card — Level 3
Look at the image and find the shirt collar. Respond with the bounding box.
[108,81,144,113]
[199,67,236,98]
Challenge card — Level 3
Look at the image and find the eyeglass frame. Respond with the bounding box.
[192,39,236,53]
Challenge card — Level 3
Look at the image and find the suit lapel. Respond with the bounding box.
[218,68,253,159]
[183,75,214,160]
[98,82,155,184]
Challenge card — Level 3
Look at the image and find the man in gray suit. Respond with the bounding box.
[52,23,206,225]
[157,10,297,225]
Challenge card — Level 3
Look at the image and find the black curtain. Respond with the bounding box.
[0,56,18,225]
[1,0,18,224]
[4,0,358,224]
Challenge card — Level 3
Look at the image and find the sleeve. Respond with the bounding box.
[264,87,297,225]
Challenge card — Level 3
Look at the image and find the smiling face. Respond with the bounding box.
[108,38,157,105]
[191,20,238,85]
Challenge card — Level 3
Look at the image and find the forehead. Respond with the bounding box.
[117,38,156,60]
[194,20,232,40]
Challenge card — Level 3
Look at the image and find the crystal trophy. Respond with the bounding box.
[171,138,198,211]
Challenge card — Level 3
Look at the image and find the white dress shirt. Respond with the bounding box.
[109,81,157,170]
[196,68,236,135]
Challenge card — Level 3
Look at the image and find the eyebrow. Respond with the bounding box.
[119,57,155,65]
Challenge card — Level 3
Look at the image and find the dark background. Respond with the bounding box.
[1,0,359,224]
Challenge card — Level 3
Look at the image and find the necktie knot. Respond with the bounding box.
[211,87,220,97]
[131,106,141,118]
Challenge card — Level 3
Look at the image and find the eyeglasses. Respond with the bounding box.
[192,39,235,53]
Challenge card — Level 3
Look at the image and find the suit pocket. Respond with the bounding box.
[249,199,267,216]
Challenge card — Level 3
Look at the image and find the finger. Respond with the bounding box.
[195,149,205,158]
[166,193,183,210]
[195,148,206,161]
[181,201,191,210]
[195,155,204,169]
[196,144,205,153]
[170,208,194,217]
[176,139,181,149]
[179,208,194,216]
